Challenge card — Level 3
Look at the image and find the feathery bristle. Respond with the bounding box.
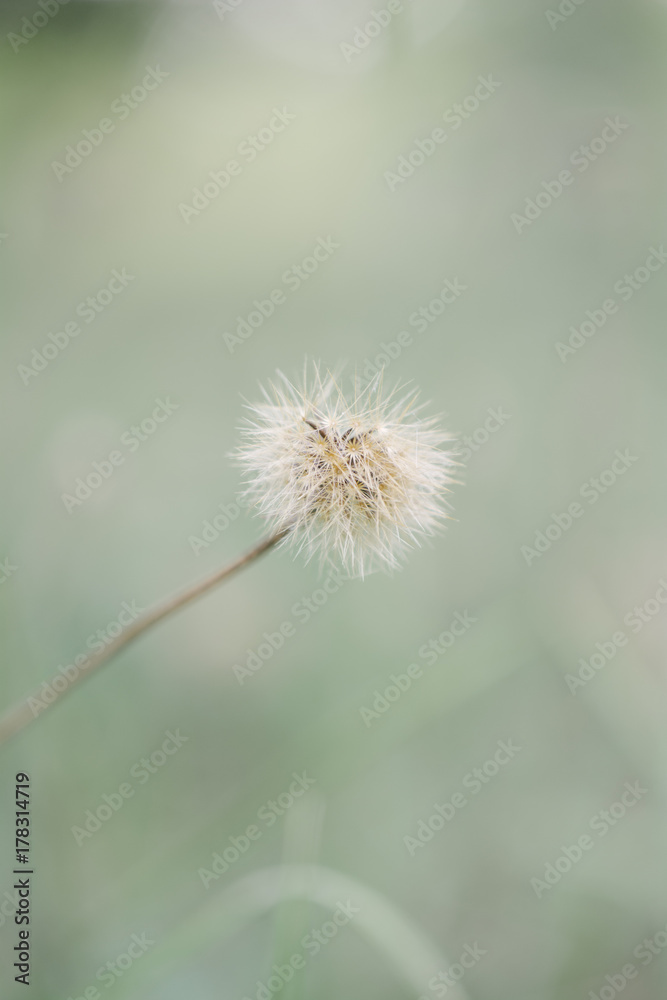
[232,362,456,578]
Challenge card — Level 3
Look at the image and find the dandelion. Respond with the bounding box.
[234,362,456,577]
[0,361,456,744]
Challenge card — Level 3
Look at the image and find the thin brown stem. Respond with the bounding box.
[0,530,287,747]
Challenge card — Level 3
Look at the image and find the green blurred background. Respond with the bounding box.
[1,0,667,997]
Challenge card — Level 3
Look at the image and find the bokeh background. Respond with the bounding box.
[1,1,667,998]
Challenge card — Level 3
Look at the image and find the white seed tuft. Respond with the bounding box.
[233,362,457,578]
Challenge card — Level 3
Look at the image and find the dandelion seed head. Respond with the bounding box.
[233,362,457,577]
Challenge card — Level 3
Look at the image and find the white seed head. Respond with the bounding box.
[233,362,457,578]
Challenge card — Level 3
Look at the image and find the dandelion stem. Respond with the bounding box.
[0,529,288,747]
